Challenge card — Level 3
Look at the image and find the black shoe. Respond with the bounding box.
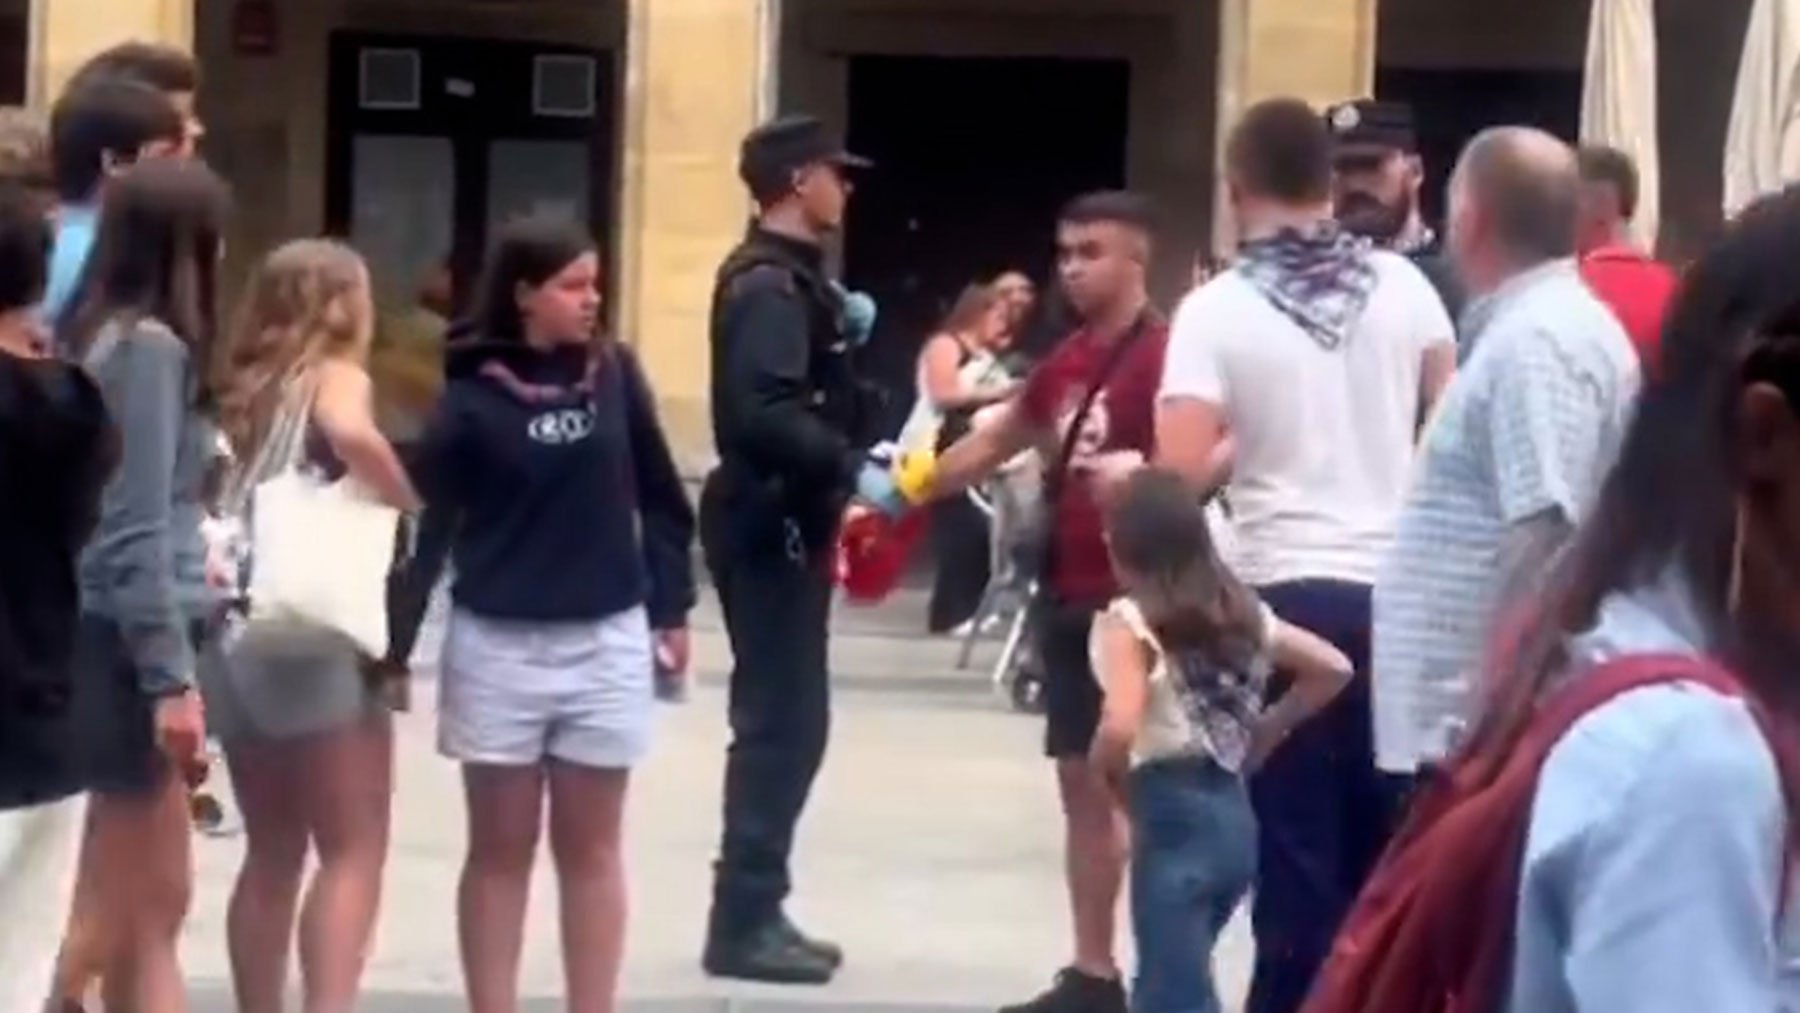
[998,967,1127,1013]
[775,911,843,969]
[703,919,837,985]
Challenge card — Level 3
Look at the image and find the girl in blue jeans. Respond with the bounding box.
[1089,469,1352,1013]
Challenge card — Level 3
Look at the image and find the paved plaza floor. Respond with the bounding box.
[183,587,1253,1011]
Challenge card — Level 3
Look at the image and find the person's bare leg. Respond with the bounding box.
[52,806,114,1008]
[95,773,193,1013]
[1058,758,1127,978]
[546,761,630,1013]
[224,743,310,1013]
[296,716,394,1013]
[459,765,546,1013]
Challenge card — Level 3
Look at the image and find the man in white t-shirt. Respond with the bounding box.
[1156,97,1456,1013]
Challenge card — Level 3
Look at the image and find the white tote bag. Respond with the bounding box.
[226,378,399,658]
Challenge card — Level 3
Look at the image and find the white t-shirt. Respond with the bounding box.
[1159,252,1455,586]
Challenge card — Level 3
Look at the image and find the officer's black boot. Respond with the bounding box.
[775,910,844,969]
[703,908,837,985]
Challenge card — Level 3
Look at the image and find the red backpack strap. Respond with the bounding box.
[1532,653,1741,739]
[1552,653,1800,917]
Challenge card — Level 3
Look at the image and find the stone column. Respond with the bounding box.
[1211,0,1377,252]
[616,0,776,473]
[28,0,194,106]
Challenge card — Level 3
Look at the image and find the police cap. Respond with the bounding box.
[1324,99,1418,158]
[738,115,872,200]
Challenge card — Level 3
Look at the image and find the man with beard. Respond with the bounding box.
[1325,100,1464,332]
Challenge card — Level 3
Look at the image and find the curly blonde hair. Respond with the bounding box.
[215,238,372,458]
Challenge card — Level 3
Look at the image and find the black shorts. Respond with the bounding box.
[70,612,217,797]
[1036,597,1103,760]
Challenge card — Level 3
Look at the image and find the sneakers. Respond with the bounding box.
[999,967,1128,1013]
[702,913,842,985]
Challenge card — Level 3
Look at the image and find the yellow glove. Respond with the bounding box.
[892,448,938,505]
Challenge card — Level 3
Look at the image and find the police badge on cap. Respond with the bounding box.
[1324,99,1418,155]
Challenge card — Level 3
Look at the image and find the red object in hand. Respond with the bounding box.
[837,508,927,604]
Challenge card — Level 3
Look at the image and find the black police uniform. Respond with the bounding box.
[699,116,877,982]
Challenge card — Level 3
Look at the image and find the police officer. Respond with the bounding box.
[699,115,887,985]
[1325,98,1465,325]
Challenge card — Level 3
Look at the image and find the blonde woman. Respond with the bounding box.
[208,239,420,1013]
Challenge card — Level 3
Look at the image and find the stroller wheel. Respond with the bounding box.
[1010,669,1046,714]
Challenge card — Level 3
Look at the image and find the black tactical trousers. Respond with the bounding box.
[700,475,834,934]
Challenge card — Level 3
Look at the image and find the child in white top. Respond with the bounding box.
[1089,468,1352,1013]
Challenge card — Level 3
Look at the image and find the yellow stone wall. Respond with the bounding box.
[1211,0,1377,252]
[615,0,769,474]
[27,0,192,105]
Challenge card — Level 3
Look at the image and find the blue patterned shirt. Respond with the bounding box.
[1371,260,1639,773]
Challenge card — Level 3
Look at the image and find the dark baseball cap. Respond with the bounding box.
[738,115,872,198]
[1324,99,1418,157]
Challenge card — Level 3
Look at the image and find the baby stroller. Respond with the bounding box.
[957,449,1047,712]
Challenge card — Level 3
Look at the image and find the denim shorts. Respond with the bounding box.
[1128,755,1257,1013]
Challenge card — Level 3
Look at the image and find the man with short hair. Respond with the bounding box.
[1157,97,1456,1013]
[921,190,1168,1013]
[43,78,186,331]
[1325,99,1463,325]
[1373,128,1638,797]
[1575,144,1678,374]
[65,41,203,150]
[700,114,882,985]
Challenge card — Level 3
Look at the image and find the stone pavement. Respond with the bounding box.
[184,587,1253,1011]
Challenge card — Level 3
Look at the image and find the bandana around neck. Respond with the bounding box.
[1235,222,1378,350]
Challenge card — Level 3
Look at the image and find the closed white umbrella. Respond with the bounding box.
[1581,0,1661,248]
[1723,0,1800,219]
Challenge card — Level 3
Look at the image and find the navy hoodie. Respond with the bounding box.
[403,336,695,629]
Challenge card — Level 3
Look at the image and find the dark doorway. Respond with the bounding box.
[325,32,615,313]
[1376,67,1582,227]
[843,55,1130,420]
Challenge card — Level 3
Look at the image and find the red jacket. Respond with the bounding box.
[1578,245,1678,377]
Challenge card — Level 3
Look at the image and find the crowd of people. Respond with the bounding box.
[0,38,694,1013]
[852,97,1773,1013]
[2,28,1798,1013]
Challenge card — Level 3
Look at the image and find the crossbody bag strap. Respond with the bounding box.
[1043,312,1151,506]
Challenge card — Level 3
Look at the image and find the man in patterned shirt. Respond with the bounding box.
[1372,127,1639,779]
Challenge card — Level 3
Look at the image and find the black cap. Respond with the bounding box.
[1324,99,1417,155]
[738,115,872,198]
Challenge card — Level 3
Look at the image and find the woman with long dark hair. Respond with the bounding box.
[402,215,695,1013]
[52,157,229,1013]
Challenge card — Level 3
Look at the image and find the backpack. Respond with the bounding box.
[1302,653,1800,1013]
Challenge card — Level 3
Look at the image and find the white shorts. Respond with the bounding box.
[439,606,654,769]
[0,794,85,1013]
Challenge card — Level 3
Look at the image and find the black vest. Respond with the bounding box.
[708,228,877,470]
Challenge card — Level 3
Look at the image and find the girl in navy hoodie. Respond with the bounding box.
[404,215,695,1013]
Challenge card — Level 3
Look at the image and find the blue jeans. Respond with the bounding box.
[1129,755,1257,1013]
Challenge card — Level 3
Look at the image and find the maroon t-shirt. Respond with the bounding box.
[1018,320,1168,604]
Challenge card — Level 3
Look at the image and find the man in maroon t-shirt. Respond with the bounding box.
[924,191,1163,1013]
[1575,145,1677,376]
